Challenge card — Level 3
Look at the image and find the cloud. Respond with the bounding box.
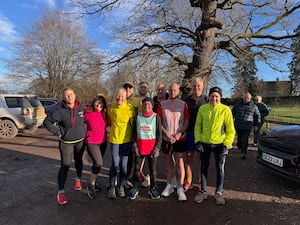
[0,13,17,43]
[37,0,56,8]
[21,0,56,10]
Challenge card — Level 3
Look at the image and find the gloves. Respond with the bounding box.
[132,143,140,157]
[196,142,204,152]
[151,147,160,158]
[221,146,229,155]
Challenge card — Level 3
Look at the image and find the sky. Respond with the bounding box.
[0,0,293,97]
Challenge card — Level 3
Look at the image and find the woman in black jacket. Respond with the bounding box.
[43,87,86,205]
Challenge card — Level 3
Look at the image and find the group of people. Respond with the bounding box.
[43,79,269,206]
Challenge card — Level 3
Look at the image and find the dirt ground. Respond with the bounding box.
[1,127,300,225]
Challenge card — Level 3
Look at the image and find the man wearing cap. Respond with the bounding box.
[122,81,143,187]
[194,86,235,205]
[123,81,142,114]
[127,97,162,200]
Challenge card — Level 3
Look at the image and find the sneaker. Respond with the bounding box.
[74,178,82,191]
[57,193,68,205]
[241,153,247,160]
[177,187,187,201]
[194,191,208,204]
[108,187,116,199]
[128,187,139,200]
[148,187,160,200]
[141,174,150,188]
[87,183,96,200]
[215,192,225,205]
[252,143,257,147]
[95,182,101,192]
[183,182,193,192]
[117,185,126,198]
[161,183,174,197]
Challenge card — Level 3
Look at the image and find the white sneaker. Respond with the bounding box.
[194,191,208,204]
[161,183,174,197]
[177,187,187,201]
[215,192,225,205]
[141,174,150,188]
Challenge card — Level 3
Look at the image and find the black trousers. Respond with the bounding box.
[236,128,251,154]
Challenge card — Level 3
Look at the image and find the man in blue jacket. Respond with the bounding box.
[232,92,261,159]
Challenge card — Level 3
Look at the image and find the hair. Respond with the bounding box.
[63,87,75,93]
[115,88,127,99]
[139,81,149,87]
[91,95,107,111]
[191,77,203,85]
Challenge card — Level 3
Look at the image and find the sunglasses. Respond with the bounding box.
[123,83,133,89]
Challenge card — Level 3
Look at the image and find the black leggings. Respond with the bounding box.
[133,155,157,188]
[86,142,107,174]
[58,140,85,190]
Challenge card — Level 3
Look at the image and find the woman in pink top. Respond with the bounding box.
[84,95,108,199]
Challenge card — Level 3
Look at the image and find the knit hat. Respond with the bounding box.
[142,97,154,108]
[209,86,222,97]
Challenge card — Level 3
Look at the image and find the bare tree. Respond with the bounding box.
[7,10,105,99]
[71,0,300,95]
[288,23,300,96]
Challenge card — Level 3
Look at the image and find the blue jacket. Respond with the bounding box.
[232,100,261,130]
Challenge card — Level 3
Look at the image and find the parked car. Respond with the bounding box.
[39,98,59,115]
[257,125,300,183]
[0,94,46,139]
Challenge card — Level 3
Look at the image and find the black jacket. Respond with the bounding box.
[43,101,86,142]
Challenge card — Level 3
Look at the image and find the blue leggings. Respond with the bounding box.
[201,144,226,193]
[109,142,131,187]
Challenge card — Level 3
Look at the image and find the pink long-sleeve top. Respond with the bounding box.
[84,110,107,144]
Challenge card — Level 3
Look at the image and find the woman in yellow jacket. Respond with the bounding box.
[107,88,135,199]
[194,87,235,205]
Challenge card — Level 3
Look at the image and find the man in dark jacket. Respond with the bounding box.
[253,95,269,146]
[43,87,86,205]
[232,92,260,159]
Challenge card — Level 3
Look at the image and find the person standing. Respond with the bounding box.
[123,81,142,115]
[157,82,189,201]
[43,87,86,205]
[183,78,208,192]
[153,83,169,113]
[232,92,261,159]
[194,87,235,205]
[253,95,269,146]
[135,81,150,101]
[107,88,135,199]
[122,81,143,185]
[127,97,162,200]
[84,95,108,199]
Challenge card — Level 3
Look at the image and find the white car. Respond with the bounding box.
[0,94,46,139]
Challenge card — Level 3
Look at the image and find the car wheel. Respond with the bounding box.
[0,120,18,139]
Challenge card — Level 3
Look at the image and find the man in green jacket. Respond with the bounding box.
[194,86,235,205]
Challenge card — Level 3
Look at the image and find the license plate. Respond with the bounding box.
[262,152,283,167]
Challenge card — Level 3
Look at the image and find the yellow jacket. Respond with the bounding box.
[127,96,142,114]
[108,102,135,144]
[194,103,235,148]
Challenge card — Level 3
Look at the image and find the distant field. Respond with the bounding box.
[266,106,300,124]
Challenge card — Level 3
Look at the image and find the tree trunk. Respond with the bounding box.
[181,0,218,96]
